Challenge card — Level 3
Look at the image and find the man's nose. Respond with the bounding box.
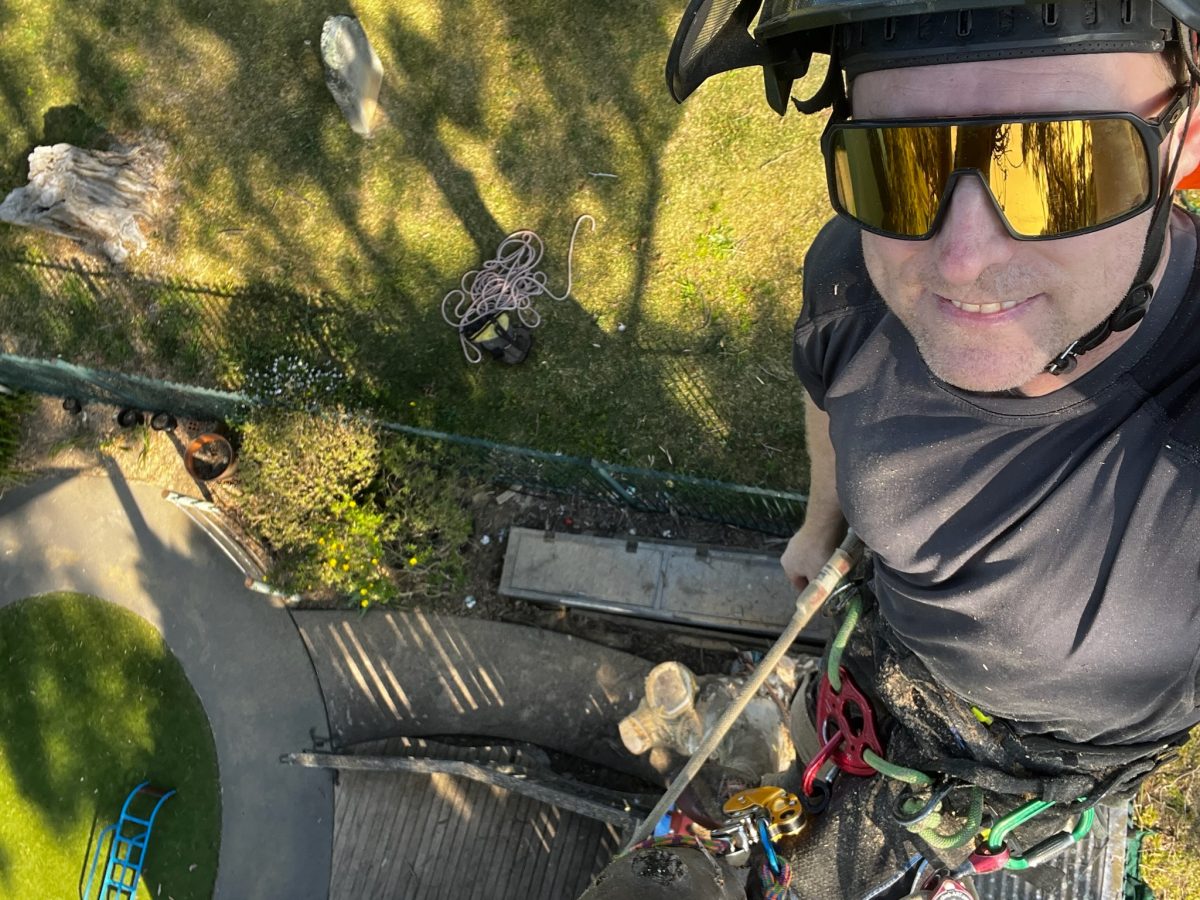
[931,174,1016,286]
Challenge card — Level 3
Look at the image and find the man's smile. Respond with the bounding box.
[935,293,1040,320]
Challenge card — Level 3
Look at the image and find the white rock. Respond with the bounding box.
[320,16,383,137]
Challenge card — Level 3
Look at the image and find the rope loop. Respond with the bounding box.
[759,857,796,899]
[442,215,595,362]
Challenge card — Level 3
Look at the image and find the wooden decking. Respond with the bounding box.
[330,739,620,900]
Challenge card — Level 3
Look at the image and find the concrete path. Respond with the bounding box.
[0,470,333,899]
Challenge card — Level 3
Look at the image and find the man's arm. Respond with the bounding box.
[781,394,848,591]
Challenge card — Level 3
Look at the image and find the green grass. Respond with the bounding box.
[0,593,220,899]
[0,0,831,489]
[0,390,32,482]
[1136,731,1200,898]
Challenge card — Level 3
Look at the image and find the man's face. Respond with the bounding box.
[852,53,1178,392]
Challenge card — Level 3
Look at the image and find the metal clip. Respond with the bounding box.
[892,780,957,827]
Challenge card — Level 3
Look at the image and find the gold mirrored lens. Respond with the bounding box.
[831,118,1150,237]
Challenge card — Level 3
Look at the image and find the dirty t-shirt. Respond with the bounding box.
[792,210,1200,745]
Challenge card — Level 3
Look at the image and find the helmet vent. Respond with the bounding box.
[681,0,742,70]
[883,17,896,41]
[1121,0,1134,24]
[957,11,973,37]
[1043,4,1059,27]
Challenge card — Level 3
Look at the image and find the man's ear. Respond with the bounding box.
[1171,95,1200,190]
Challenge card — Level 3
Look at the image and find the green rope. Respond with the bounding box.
[909,787,986,850]
[863,749,934,786]
[826,593,862,691]
[826,594,983,852]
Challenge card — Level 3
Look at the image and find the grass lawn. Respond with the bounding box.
[1136,732,1200,898]
[0,0,832,489]
[0,593,220,899]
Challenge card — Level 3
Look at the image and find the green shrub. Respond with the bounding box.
[237,410,473,607]
[377,436,474,598]
[236,409,379,551]
[287,495,400,606]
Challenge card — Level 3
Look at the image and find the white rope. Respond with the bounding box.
[441,214,595,363]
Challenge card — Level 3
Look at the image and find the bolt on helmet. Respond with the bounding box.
[668,0,1200,115]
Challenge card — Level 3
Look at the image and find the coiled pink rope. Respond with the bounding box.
[441,215,595,363]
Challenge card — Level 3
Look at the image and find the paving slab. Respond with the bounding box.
[499,527,831,642]
[0,472,333,900]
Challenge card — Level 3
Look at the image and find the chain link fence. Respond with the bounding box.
[0,351,807,535]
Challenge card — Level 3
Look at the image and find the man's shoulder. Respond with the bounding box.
[800,216,884,328]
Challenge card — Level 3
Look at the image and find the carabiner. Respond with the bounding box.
[1005,808,1096,870]
[802,728,843,797]
[757,818,781,875]
[985,798,1095,871]
[892,780,957,828]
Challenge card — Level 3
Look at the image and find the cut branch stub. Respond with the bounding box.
[0,141,165,264]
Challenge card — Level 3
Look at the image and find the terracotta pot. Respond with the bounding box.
[184,432,237,482]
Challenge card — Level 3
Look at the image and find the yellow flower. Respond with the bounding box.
[360,588,368,595]
[349,500,357,508]
[318,537,324,545]
[371,557,379,565]
[343,564,350,571]
[409,556,418,566]
[328,559,337,567]
[360,599,369,608]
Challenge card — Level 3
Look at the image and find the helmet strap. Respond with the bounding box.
[1046,35,1197,376]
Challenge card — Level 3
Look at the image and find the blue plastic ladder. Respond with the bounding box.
[84,781,176,900]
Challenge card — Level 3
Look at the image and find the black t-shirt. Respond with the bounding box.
[793,210,1200,745]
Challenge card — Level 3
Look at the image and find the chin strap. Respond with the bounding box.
[1046,49,1197,376]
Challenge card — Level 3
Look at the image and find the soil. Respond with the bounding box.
[8,394,787,676]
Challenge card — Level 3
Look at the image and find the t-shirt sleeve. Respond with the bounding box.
[791,217,886,410]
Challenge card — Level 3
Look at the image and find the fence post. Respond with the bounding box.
[588,459,646,509]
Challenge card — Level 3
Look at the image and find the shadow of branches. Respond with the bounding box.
[0,0,810,486]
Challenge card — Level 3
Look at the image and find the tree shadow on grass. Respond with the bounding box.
[0,592,220,899]
[0,0,810,484]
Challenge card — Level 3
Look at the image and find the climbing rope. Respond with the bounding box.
[758,858,796,899]
[822,596,983,851]
[826,592,862,691]
[441,214,595,362]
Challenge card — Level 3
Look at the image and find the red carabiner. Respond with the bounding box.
[816,667,884,776]
[801,728,842,798]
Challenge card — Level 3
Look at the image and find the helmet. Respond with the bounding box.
[668,0,1200,114]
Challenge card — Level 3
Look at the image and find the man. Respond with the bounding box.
[664,0,1200,896]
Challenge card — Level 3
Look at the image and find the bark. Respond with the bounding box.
[0,141,165,264]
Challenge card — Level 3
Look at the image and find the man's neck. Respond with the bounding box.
[1015,214,1177,398]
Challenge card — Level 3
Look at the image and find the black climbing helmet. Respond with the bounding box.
[668,0,1200,115]
[668,0,1200,376]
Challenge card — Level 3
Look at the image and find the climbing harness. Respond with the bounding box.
[441,215,594,364]
[809,593,1095,872]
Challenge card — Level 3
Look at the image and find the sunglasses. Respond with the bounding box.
[822,89,1189,241]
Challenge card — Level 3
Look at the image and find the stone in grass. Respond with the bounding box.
[321,15,384,137]
[0,141,165,264]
